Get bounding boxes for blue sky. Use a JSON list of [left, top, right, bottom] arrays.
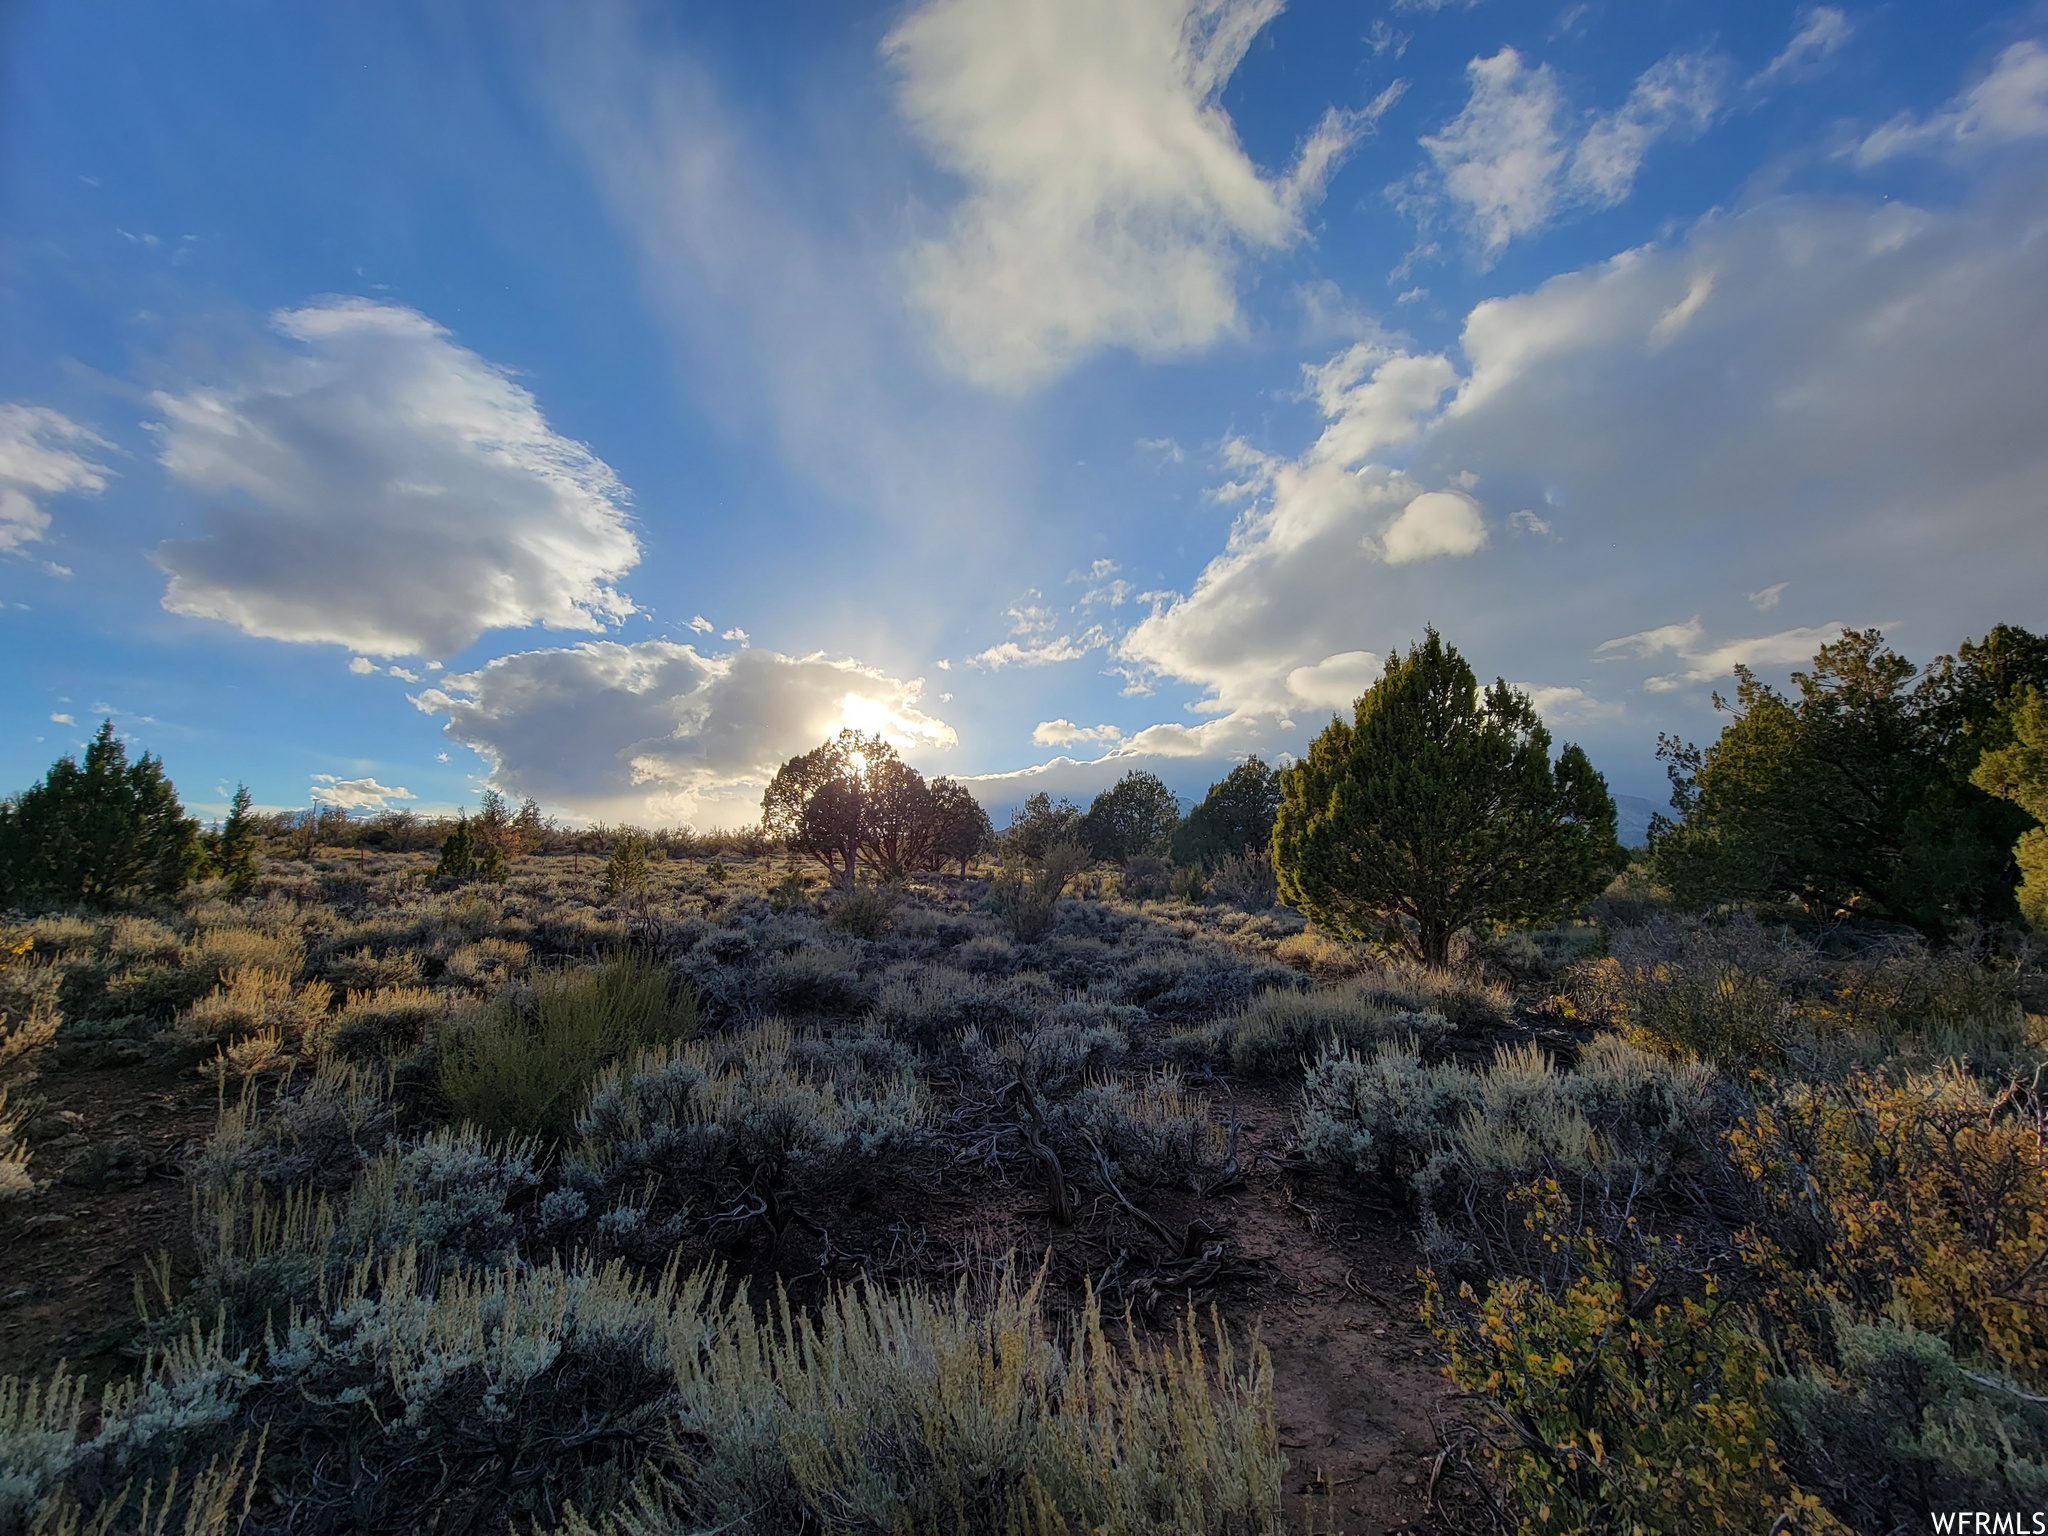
[[4, 0, 2046, 828]]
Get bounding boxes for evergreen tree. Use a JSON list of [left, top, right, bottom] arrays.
[[1651, 626, 2047, 939], [436, 814, 476, 882], [1000, 792, 1083, 862], [601, 834, 649, 902], [1274, 631, 1620, 967], [928, 778, 995, 875], [216, 784, 260, 895], [1078, 771, 1180, 863], [0, 721, 204, 908], [1170, 757, 1280, 868], [1970, 686, 2048, 933]]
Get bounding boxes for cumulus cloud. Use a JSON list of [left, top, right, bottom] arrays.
[[1032, 719, 1123, 747], [1380, 489, 1487, 564], [1115, 338, 1485, 718], [1416, 46, 1725, 260], [151, 298, 638, 657], [410, 641, 955, 825], [1111, 62, 2048, 788], [886, 0, 1397, 386], [0, 405, 111, 554], [1855, 40, 2048, 165], [309, 775, 416, 811]]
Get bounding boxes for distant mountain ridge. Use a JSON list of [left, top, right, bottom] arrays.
[[1614, 794, 1661, 849]]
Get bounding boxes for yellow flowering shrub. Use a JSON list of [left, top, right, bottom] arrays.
[[1424, 1182, 1844, 1536], [1727, 1066, 2048, 1384]]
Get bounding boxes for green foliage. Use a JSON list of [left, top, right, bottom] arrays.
[[437, 955, 696, 1142], [1170, 757, 1280, 868], [1652, 626, 2048, 939], [475, 839, 507, 885], [434, 813, 476, 883], [1274, 631, 1623, 966], [1424, 1184, 1845, 1536], [927, 775, 995, 874], [991, 841, 1089, 941], [0, 721, 204, 909], [1078, 771, 1180, 863], [762, 730, 939, 884], [210, 785, 259, 896], [1002, 791, 1084, 862], [825, 881, 896, 938], [1972, 684, 2048, 931], [600, 834, 649, 902]]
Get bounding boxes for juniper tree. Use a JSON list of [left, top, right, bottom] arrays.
[[1973, 686, 2048, 932], [436, 814, 476, 882], [215, 785, 260, 895], [1651, 626, 2048, 939], [1273, 630, 1621, 967], [0, 720, 204, 907], [1170, 757, 1280, 868], [928, 777, 995, 875], [1001, 792, 1083, 862], [1078, 771, 1180, 864]]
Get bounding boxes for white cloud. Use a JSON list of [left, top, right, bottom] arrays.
[[0, 405, 111, 554], [1856, 40, 2048, 165], [1597, 618, 1846, 692], [1283, 650, 1381, 711], [348, 656, 377, 675], [151, 298, 638, 657], [1518, 685, 1624, 724], [886, 0, 1395, 386], [1117, 91, 2048, 774], [1508, 508, 1552, 537], [967, 626, 1112, 670], [1380, 488, 1487, 564], [1115, 340, 1481, 718], [1748, 582, 1788, 611], [1752, 7, 1851, 88], [410, 641, 955, 825], [1032, 719, 1124, 747], [309, 775, 416, 811], [388, 665, 421, 683], [1417, 46, 1725, 261], [722, 627, 750, 645], [687, 615, 714, 633], [48, 713, 74, 725]]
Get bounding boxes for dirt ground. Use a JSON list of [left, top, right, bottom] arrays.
[[0, 1057, 1493, 1536]]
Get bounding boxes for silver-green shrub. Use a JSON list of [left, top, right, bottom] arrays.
[[1166, 980, 1449, 1078], [564, 1020, 927, 1240], [1297, 1034, 1722, 1266]]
